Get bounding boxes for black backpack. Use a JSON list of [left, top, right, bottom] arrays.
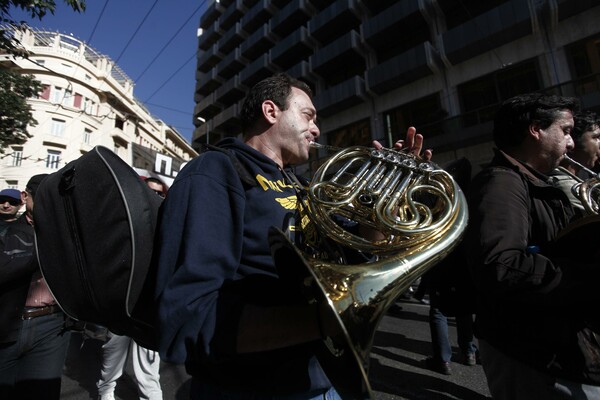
[[34, 146, 163, 349], [33, 144, 253, 350]]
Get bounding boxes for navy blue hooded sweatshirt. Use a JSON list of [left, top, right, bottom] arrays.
[[154, 137, 331, 394]]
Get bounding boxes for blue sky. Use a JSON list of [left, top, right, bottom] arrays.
[[10, 0, 208, 143]]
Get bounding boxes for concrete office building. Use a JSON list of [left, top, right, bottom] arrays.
[[192, 0, 600, 174], [1, 27, 197, 190]]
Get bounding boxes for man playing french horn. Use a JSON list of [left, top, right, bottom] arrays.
[[153, 73, 438, 400], [466, 93, 600, 400]]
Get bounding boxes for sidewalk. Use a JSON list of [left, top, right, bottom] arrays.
[[370, 299, 491, 400], [60, 298, 491, 400]]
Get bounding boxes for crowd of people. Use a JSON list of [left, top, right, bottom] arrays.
[[1, 73, 599, 400]]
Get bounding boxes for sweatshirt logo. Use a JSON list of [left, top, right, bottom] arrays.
[[275, 196, 297, 210]]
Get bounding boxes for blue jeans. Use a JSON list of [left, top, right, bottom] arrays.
[[190, 379, 342, 400], [0, 312, 71, 400], [429, 306, 476, 362]]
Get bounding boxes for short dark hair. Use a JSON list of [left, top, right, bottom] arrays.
[[571, 110, 599, 148], [240, 73, 313, 134], [493, 93, 580, 150]]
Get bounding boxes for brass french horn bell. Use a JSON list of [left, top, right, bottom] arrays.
[[269, 143, 469, 399]]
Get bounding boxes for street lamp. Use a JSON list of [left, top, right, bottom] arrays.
[[197, 117, 209, 144]]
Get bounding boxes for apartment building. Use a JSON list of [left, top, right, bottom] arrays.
[[0, 27, 197, 190], [192, 0, 600, 175]]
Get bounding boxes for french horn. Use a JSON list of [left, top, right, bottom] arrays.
[[563, 155, 600, 215], [269, 142, 469, 399]]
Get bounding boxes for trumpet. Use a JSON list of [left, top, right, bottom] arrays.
[[269, 141, 469, 399], [563, 155, 600, 215]]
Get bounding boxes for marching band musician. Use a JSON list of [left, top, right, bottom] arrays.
[[153, 73, 430, 400], [549, 110, 600, 216], [465, 93, 600, 400]]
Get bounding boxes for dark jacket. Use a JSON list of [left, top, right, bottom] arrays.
[[154, 138, 331, 394], [465, 149, 600, 384], [0, 215, 37, 343]]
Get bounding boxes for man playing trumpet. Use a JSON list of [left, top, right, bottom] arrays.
[[549, 110, 600, 216]]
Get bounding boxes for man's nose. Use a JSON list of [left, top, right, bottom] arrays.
[[566, 134, 575, 151]]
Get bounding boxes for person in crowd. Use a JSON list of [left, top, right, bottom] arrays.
[[549, 110, 600, 215], [465, 93, 600, 399], [424, 157, 477, 376], [154, 73, 430, 399], [0, 175, 72, 400], [144, 177, 168, 199], [96, 177, 165, 400]]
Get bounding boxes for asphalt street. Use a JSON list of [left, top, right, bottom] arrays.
[[60, 298, 492, 400]]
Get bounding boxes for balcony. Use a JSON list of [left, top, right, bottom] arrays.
[[241, 24, 277, 59], [240, 54, 278, 87], [212, 103, 241, 132], [196, 68, 225, 96], [199, 1, 225, 29], [197, 44, 224, 73], [361, 0, 396, 15], [270, 0, 316, 37], [363, 0, 428, 53], [241, 0, 277, 34], [313, 76, 368, 117], [556, 0, 598, 21], [310, 30, 365, 78], [366, 42, 436, 95], [440, 0, 532, 66], [286, 60, 318, 87], [215, 75, 248, 105], [221, 0, 248, 31], [194, 93, 223, 119], [218, 22, 248, 54], [216, 48, 247, 80], [436, 0, 510, 30], [198, 20, 224, 51], [309, 0, 362, 42], [271, 26, 316, 70]]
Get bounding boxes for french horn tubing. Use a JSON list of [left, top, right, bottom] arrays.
[[269, 142, 469, 399], [563, 155, 600, 215]]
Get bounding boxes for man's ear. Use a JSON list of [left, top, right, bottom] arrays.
[[529, 123, 543, 141], [262, 100, 278, 125], [20, 191, 27, 204]]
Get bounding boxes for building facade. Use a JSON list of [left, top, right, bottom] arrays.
[[192, 0, 600, 175], [0, 27, 197, 190]]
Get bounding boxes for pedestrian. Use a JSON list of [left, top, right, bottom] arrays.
[[0, 175, 72, 400], [424, 157, 477, 376], [154, 73, 430, 399], [465, 93, 600, 399]]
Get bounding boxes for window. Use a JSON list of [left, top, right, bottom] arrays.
[[50, 119, 66, 137], [383, 94, 446, 139], [84, 98, 94, 114], [6, 180, 18, 190], [83, 128, 92, 144], [457, 60, 540, 127], [115, 117, 125, 130], [11, 147, 23, 167], [39, 85, 50, 100], [46, 150, 61, 169], [51, 87, 63, 103], [62, 90, 72, 107]]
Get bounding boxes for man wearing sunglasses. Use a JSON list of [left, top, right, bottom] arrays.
[[0, 189, 22, 222]]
